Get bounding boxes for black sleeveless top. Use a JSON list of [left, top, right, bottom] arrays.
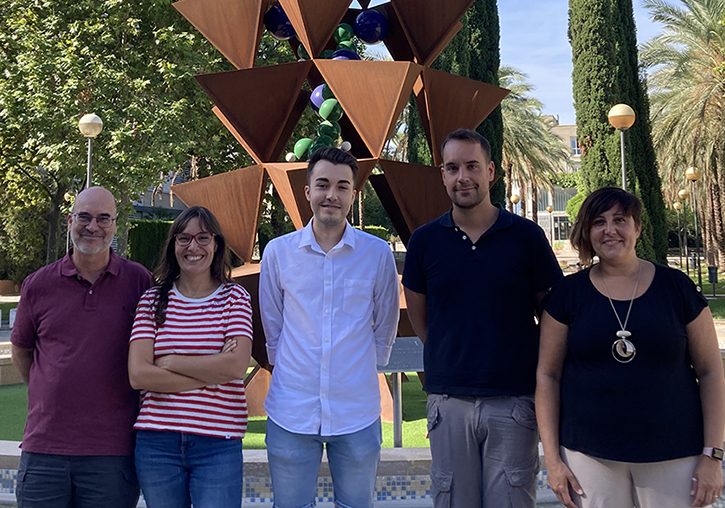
[[545, 263, 708, 462]]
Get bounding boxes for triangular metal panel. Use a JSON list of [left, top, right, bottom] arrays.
[[378, 160, 450, 245], [231, 263, 268, 367], [171, 165, 267, 263], [279, 0, 352, 58], [315, 60, 422, 158], [264, 162, 311, 230], [417, 67, 510, 166], [173, 0, 268, 70], [390, 0, 473, 66], [355, 158, 378, 193], [196, 61, 313, 163]]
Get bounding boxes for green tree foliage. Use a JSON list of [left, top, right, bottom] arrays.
[[499, 65, 569, 222], [408, 0, 504, 205], [641, 0, 725, 270], [127, 219, 172, 271], [0, 0, 251, 279], [569, 0, 667, 262]]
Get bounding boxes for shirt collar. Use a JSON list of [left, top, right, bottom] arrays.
[[297, 218, 356, 252], [60, 248, 120, 277], [441, 204, 514, 234]]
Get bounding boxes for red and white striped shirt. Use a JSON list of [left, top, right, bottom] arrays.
[[130, 282, 253, 439]]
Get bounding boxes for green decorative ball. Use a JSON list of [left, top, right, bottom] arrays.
[[321, 84, 335, 101], [318, 120, 341, 140], [320, 49, 335, 59], [333, 23, 354, 43], [296, 43, 310, 60], [319, 99, 344, 122], [294, 138, 313, 160], [336, 40, 355, 51]]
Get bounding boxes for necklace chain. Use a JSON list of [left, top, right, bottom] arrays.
[[599, 261, 641, 332]]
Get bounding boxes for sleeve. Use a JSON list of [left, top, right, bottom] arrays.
[[544, 275, 575, 325], [671, 268, 708, 324], [226, 284, 253, 342], [259, 242, 283, 365], [9, 273, 38, 350], [129, 289, 158, 343], [528, 224, 564, 293], [401, 229, 427, 294], [372, 243, 401, 366]]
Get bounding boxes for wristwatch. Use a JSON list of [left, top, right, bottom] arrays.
[[703, 447, 724, 461]]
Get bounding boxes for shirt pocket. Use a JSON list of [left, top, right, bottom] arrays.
[[342, 278, 375, 318]]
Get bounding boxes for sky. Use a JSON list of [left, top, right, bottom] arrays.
[[355, 0, 664, 127], [499, 0, 662, 125]]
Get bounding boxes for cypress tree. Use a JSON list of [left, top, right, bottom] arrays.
[[569, 0, 667, 262]]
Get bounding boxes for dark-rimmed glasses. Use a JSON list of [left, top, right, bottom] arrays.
[[72, 213, 116, 228], [174, 232, 215, 246]]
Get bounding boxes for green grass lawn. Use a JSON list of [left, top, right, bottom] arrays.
[[0, 373, 430, 448]]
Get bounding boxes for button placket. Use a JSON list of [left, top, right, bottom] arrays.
[[320, 253, 333, 434]]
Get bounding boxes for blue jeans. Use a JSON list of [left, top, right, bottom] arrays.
[[266, 418, 382, 508], [134, 430, 243, 508], [16, 452, 139, 508]]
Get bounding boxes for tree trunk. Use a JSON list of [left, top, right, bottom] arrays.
[[713, 157, 725, 272], [45, 187, 66, 265], [704, 178, 717, 266], [531, 184, 539, 224], [504, 161, 513, 213], [115, 184, 131, 259]]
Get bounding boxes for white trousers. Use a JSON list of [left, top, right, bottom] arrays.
[[561, 447, 713, 508]]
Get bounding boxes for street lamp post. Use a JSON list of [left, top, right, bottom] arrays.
[[685, 167, 702, 289], [673, 201, 683, 270], [78, 114, 103, 188], [546, 205, 554, 246], [608, 104, 636, 191], [510, 194, 521, 216], [678, 188, 690, 275]]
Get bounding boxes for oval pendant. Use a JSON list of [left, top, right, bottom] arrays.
[[612, 338, 636, 363], [616, 330, 632, 338]]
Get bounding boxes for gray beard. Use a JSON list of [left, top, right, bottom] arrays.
[[71, 231, 112, 255]]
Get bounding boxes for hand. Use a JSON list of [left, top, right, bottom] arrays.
[[691, 456, 723, 507], [547, 458, 583, 508], [222, 339, 237, 354], [154, 355, 175, 370]]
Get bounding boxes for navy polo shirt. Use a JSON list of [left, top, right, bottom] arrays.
[[402, 206, 562, 397]]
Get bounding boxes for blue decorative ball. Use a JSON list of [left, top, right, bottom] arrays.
[[331, 49, 361, 61], [354, 10, 388, 44], [264, 4, 295, 40]]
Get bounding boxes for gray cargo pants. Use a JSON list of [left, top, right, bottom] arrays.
[[427, 394, 539, 508]]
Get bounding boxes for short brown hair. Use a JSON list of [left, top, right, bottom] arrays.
[[441, 128, 492, 163], [570, 187, 642, 266], [307, 147, 359, 185]]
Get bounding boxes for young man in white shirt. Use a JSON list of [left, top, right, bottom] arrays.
[[259, 147, 400, 508]]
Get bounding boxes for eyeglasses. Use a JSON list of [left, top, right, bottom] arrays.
[[72, 213, 116, 228], [174, 232, 215, 246]]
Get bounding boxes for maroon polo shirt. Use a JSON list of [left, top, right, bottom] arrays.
[[11, 249, 153, 456]]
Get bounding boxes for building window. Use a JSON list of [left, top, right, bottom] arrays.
[[555, 216, 572, 241], [570, 136, 581, 156]]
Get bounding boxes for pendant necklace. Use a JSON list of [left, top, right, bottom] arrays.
[[599, 262, 641, 363]]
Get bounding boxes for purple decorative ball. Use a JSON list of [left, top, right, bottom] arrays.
[[310, 84, 326, 111], [354, 10, 388, 44], [264, 4, 295, 40], [331, 49, 361, 61]]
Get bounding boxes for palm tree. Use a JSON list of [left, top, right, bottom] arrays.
[[499, 66, 568, 223], [642, 0, 725, 270]]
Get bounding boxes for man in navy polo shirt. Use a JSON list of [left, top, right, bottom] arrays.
[[403, 129, 562, 508], [11, 186, 153, 508]]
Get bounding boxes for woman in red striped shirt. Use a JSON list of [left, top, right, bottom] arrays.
[[128, 206, 253, 508]]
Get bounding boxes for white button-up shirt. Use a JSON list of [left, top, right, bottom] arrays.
[[259, 220, 400, 436]]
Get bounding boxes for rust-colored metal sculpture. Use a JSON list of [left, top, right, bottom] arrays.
[[415, 68, 511, 166], [315, 60, 422, 158], [173, 0, 269, 70], [171, 1, 510, 374], [279, 0, 352, 59]]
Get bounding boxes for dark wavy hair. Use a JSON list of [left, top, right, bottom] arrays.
[[153, 206, 232, 325], [570, 187, 642, 267], [441, 128, 492, 163], [307, 146, 359, 185]]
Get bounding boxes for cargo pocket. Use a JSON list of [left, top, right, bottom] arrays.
[[504, 463, 537, 508], [511, 396, 537, 431], [431, 466, 453, 508], [15, 470, 26, 506]]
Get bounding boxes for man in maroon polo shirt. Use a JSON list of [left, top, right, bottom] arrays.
[[11, 186, 153, 508]]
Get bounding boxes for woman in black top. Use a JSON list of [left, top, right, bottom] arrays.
[[536, 188, 725, 508]]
